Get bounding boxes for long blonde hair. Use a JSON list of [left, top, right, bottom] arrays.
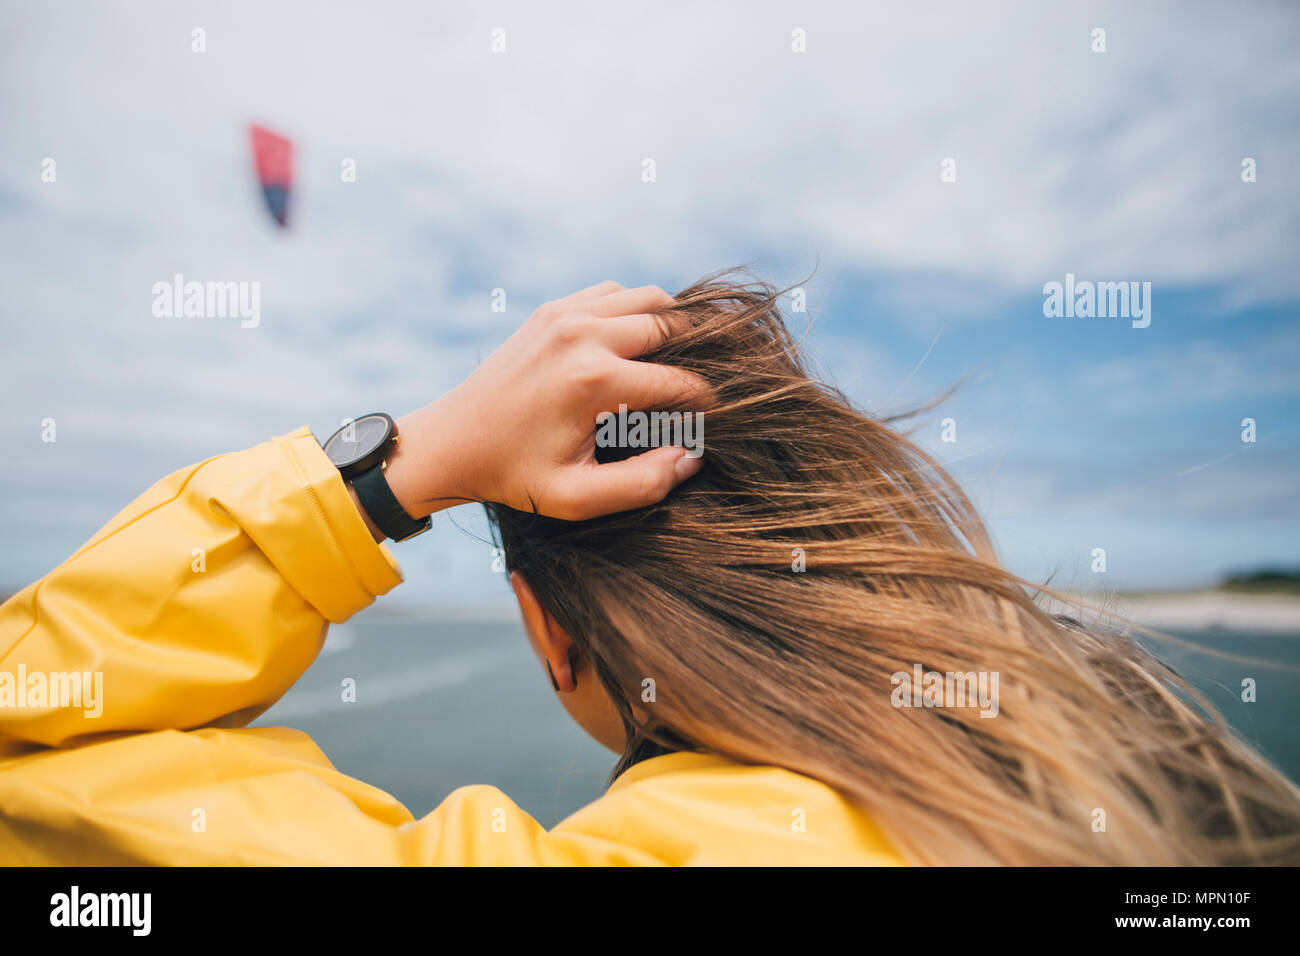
[[488, 271, 1300, 864]]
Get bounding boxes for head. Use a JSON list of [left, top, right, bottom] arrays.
[[487, 270, 1300, 865]]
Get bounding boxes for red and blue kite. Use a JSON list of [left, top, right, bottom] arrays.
[[249, 124, 294, 227]]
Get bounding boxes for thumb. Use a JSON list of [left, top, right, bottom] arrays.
[[552, 445, 703, 519]]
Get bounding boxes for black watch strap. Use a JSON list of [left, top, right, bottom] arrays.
[[351, 462, 431, 542]]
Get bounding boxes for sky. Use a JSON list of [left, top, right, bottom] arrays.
[[1, 0, 1298, 607]]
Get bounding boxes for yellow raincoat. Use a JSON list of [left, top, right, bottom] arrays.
[[0, 428, 902, 865]]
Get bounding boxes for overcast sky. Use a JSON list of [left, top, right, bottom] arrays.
[[2, 0, 1298, 606]]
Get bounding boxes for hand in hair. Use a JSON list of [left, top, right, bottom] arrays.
[[375, 281, 712, 527]]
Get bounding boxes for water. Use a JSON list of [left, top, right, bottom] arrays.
[[253, 611, 614, 828], [253, 612, 1300, 828], [1140, 629, 1300, 784]]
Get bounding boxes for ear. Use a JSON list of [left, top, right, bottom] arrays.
[[510, 570, 578, 692]]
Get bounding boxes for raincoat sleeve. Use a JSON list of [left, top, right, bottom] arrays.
[[0, 428, 645, 865], [0, 426, 402, 746]]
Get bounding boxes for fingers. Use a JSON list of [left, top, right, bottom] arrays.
[[540, 284, 682, 358], [549, 445, 703, 519], [560, 308, 693, 361], [610, 358, 714, 412], [589, 312, 683, 358], [560, 280, 624, 305], [587, 284, 675, 318]]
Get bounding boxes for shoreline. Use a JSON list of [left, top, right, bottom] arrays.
[[363, 591, 1300, 634], [1053, 591, 1300, 634]]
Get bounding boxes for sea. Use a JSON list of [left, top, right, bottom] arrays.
[[252, 611, 1300, 828]]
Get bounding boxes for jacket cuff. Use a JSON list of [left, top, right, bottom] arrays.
[[264, 426, 404, 622]]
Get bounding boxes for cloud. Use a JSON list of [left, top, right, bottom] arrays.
[[1078, 327, 1300, 413], [2, 0, 1298, 599]]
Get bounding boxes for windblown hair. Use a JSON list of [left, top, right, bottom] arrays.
[[486, 270, 1300, 865]]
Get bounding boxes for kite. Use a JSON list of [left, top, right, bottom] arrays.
[[249, 124, 294, 227]]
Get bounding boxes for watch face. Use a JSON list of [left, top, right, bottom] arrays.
[[324, 413, 393, 470]]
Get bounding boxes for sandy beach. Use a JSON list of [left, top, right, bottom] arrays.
[[1057, 591, 1300, 634]]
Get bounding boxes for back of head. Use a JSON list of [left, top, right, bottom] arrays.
[[488, 270, 1300, 865]]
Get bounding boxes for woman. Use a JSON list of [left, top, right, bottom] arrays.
[[1, 276, 1296, 865]]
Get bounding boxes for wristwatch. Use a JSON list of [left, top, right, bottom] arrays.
[[321, 412, 431, 542]]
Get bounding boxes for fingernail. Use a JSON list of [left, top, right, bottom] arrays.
[[674, 451, 704, 480]]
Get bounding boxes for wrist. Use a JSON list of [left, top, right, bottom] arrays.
[[328, 405, 469, 545], [385, 396, 476, 520]]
